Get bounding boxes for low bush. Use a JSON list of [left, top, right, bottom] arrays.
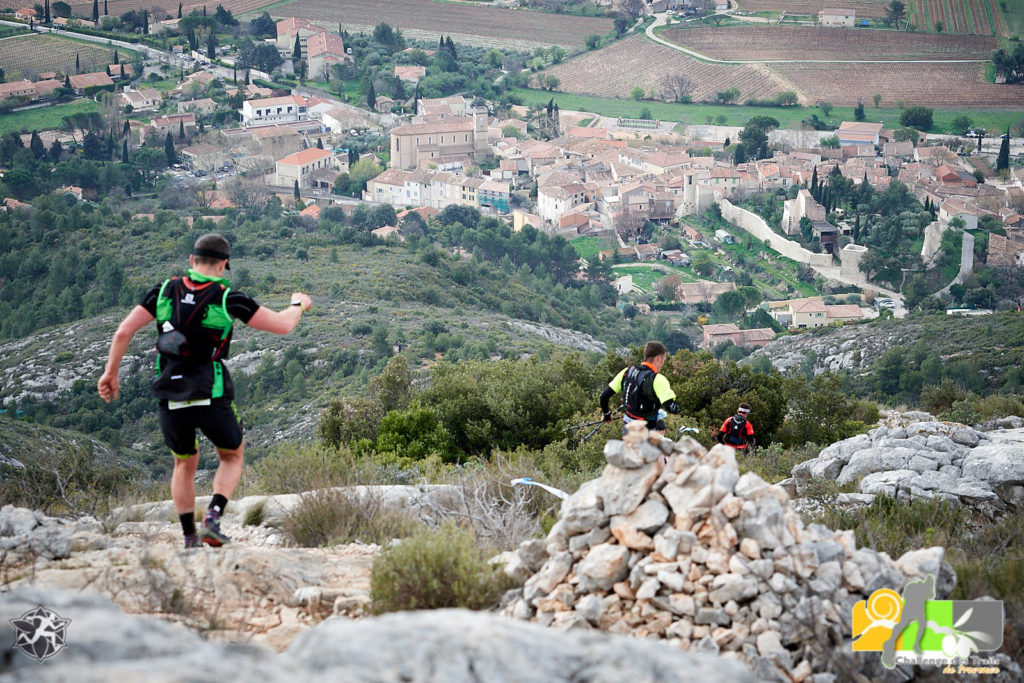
[[741, 442, 823, 483], [244, 443, 365, 495], [282, 487, 419, 548], [370, 522, 514, 613]]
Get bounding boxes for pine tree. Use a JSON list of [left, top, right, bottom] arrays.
[[293, 179, 300, 200], [997, 128, 1010, 173], [113, 50, 118, 65], [121, 139, 128, 163], [366, 81, 376, 109], [164, 132, 175, 166], [91, 0, 97, 22], [177, 1, 182, 18]]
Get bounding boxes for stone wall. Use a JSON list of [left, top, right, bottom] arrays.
[[719, 199, 834, 268], [498, 423, 957, 681]]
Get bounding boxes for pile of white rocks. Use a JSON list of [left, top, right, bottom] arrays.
[[496, 422, 956, 682], [790, 414, 1024, 510]]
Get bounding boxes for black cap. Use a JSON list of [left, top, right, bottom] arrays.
[[192, 233, 230, 270]]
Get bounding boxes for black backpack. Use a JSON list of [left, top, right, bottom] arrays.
[[724, 415, 748, 446]]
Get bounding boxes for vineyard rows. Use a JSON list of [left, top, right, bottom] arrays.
[[62, 0, 273, 22], [0, 34, 115, 80], [734, 0, 888, 18], [544, 35, 790, 102], [912, 0, 997, 34], [663, 26, 996, 61], [271, 0, 613, 49], [769, 61, 1024, 107]]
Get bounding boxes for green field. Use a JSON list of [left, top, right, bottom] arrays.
[[1000, 0, 1024, 39], [0, 99, 98, 136], [512, 88, 1024, 136], [570, 236, 616, 261]]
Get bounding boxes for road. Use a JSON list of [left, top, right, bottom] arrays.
[[643, 12, 989, 65], [939, 230, 975, 296]]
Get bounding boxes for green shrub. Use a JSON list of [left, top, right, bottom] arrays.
[[370, 522, 514, 613], [245, 443, 361, 495], [741, 442, 822, 483], [282, 487, 419, 547], [942, 393, 1024, 425], [242, 501, 266, 527]]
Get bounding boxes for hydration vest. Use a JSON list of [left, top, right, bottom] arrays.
[[724, 415, 748, 446], [151, 275, 234, 401], [621, 364, 659, 422]]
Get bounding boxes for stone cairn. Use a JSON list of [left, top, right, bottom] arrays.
[[497, 421, 952, 682]]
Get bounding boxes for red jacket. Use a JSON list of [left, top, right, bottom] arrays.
[[719, 416, 754, 449]]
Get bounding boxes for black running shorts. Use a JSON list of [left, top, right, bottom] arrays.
[[157, 398, 243, 457]]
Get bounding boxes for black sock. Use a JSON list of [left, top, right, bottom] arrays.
[[180, 512, 196, 536], [209, 493, 228, 516]]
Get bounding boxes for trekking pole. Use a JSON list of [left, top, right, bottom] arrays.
[[564, 408, 619, 434]]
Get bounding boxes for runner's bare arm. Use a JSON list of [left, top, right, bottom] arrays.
[[98, 306, 155, 403], [245, 293, 312, 335]]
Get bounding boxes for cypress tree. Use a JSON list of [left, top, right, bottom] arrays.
[[75, 52, 80, 73], [446, 36, 456, 59], [733, 143, 746, 166], [30, 131, 45, 159], [122, 119, 130, 137], [121, 139, 128, 163], [113, 50, 118, 65], [64, 74, 71, 88], [165, 132, 175, 166], [179, 120, 185, 140], [91, 0, 97, 22], [316, 138, 323, 149], [438, 35, 444, 51], [44, 0, 49, 23], [853, 213, 860, 242], [293, 179, 300, 200], [178, 1, 182, 18], [202, 5, 206, 16], [103, 0, 107, 15], [997, 128, 1010, 173], [366, 81, 376, 109], [143, 9, 148, 34], [292, 33, 301, 61], [244, 70, 250, 85], [207, 32, 216, 58], [233, 66, 236, 83], [810, 166, 818, 199], [125, 183, 132, 197]]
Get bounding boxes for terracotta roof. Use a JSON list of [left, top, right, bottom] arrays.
[[391, 119, 475, 136], [791, 299, 827, 314], [300, 204, 321, 218], [307, 31, 345, 58], [250, 125, 300, 138], [825, 304, 863, 319], [276, 17, 317, 35], [277, 148, 332, 166], [703, 323, 740, 334], [68, 72, 114, 89]]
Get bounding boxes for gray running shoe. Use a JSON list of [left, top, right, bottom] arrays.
[[200, 510, 230, 547]]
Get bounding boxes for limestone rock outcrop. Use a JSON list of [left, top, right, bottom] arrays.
[[1, 587, 754, 682], [791, 418, 1024, 510]]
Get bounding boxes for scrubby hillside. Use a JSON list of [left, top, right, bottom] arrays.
[[746, 312, 1024, 406]]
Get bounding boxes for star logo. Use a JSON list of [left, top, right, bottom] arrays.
[[9, 606, 71, 663]]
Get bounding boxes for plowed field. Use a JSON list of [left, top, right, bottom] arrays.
[[544, 35, 791, 102], [663, 26, 997, 61], [769, 61, 1024, 107], [62, 0, 272, 22], [270, 0, 613, 49], [544, 34, 1024, 107]]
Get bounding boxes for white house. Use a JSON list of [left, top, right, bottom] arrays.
[[241, 95, 309, 127], [275, 147, 334, 188]]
